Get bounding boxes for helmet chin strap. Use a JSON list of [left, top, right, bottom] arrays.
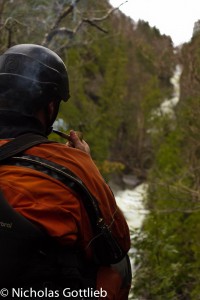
[[46, 125, 53, 136], [44, 99, 61, 136]]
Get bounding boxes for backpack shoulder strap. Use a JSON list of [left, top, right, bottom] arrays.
[[0, 133, 51, 161], [8, 154, 124, 264], [0, 134, 124, 264]]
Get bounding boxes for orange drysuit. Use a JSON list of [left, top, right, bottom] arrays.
[[0, 140, 131, 299]]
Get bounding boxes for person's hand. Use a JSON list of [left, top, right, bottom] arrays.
[[66, 130, 90, 155]]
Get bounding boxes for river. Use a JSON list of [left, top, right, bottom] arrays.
[[115, 184, 148, 269], [115, 184, 148, 231], [112, 64, 183, 299], [113, 184, 148, 300]]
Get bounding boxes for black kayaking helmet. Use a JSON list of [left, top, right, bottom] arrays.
[[0, 44, 70, 115]]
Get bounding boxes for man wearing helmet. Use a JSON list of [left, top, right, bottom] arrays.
[[0, 44, 131, 299]]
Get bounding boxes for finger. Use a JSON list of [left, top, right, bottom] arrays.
[[69, 130, 90, 154], [66, 141, 74, 147], [69, 130, 82, 147]]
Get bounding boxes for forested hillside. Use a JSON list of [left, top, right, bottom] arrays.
[[133, 26, 200, 300], [0, 0, 175, 179], [4, 1, 200, 299]]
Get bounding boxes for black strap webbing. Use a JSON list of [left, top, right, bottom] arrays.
[[0, 133, 50, 161], [9, 154, 102, 226], [0, 133, 102, 228], [0, 133, 124, 264]]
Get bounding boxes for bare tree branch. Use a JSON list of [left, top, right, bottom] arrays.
[[129, 207, 200, 213], [0, 17, 27, 31], [42, 0, 80, 46], [42, 1, 128, 48], [79, 1, 128, 34], [44, 27, 74, 43], [0, 17, 27, 49], [83, 1, 128, 23], [53, 0, 80, 30], [0, 0, 6, 23], [55, 40, 89, 56], [82, 19, 108, 34]]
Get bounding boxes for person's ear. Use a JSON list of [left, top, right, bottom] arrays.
[[48, 100, 55, 120]]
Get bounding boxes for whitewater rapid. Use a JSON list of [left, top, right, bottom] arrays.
[[115, 184, 148, 231]]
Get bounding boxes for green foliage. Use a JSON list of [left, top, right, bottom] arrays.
[[95, 160, 125, 181], [0, 1, 175, 176], [2, 2, 200, 299], [153, 130, 183, 176], [1, 4, 192, 299], [133, 33, 200, 298]]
